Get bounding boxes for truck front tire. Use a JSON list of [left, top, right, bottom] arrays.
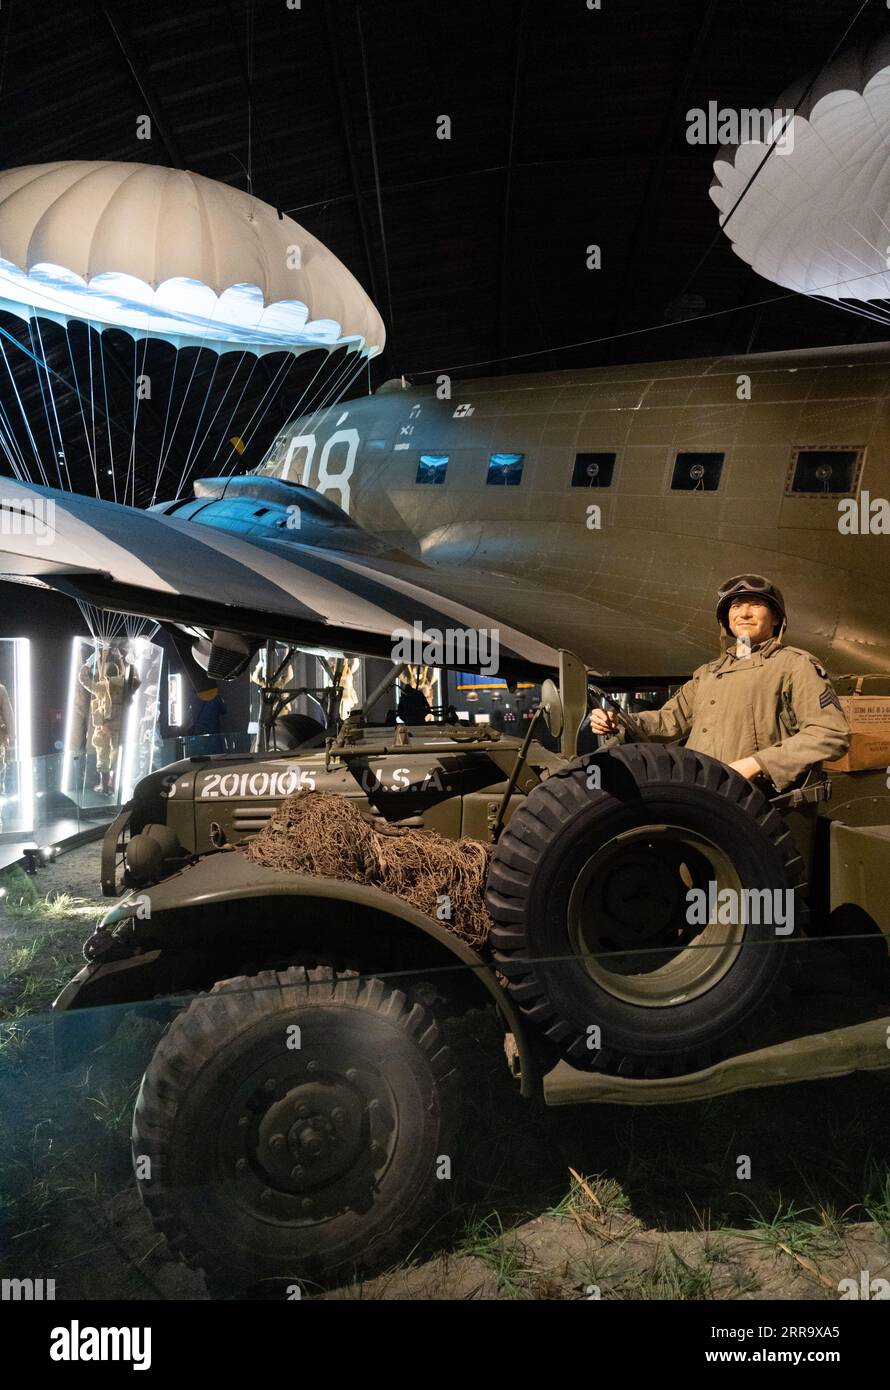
[[132, 965, 456, 1295]]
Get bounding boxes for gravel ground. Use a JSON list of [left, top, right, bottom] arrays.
[[37, 838, 107, 902]]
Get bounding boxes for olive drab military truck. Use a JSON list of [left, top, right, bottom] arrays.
[[52, 651, 890, 1295]]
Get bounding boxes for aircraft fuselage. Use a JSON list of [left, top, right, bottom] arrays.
[[249, 341, 890, 675]]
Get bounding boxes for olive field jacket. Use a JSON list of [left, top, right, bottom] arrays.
[[618, 638, 851, 791]]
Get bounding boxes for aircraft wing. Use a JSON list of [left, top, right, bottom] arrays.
[[0, 480, 559, 679]]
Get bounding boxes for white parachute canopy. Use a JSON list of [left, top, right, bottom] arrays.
[[0, 161, 385, 504], [0, 162, 385, 642], [709, 34, 890, 305], [0, 160, 385, 354]]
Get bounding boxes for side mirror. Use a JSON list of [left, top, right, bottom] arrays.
[[540, 678, 564, 739]]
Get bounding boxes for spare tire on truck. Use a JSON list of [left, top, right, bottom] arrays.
[[485, 744, 807, 1077]]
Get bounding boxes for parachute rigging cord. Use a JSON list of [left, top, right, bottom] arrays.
[[0, 161, 385, 639]]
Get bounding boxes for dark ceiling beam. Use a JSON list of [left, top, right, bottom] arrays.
[[93, 0, 186, 168], [495, 0, 530, 373], [604, 0, 721, 344]]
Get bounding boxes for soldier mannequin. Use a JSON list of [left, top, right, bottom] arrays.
[[589, 575, 852, 791], [0, 680, 13, 761], [0, 680, 14, 818], [79, 649, 141, 795]]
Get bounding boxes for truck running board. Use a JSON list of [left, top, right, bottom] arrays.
[[542, 1015, 890, 1106]]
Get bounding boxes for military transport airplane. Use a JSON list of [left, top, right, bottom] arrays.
[[2, 339, 890, 677]]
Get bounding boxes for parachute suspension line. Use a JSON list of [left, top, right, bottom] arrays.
[[305, 351, 367, 441], [300, 360, 366, 463], [75, 600, 99, 640], [88, 324, 98, 489], [184, 351, 252, 491], [125, 614, 159, 643], [309, 349, 364, 431], [76, 600, 123, 644], [0, 332, 50, 483], [265, 341, 368, 458], [169, 352, 222, 502], [0, 432, 20, 478], [64, 323, 99, 495], [220, 352, 296, 475], [291, 352, 357, 447], [155, 337, 183, 489], [157, 328, 228, 489], [158, 308, 245, 498], [0, 409, 26, 478], [0, 313, 105, 419], [208, 354, 261, 464], [810, 295, 890, 330], [257, 350, 362, 480], [27, 318, 67, 490], [0, 398, 31, 478], [157, 345, 204, 482], [33, 315, 73, 492], [125, 336, 151, 507], [98, 333, 117, 503], [270, 351, 338, 442]]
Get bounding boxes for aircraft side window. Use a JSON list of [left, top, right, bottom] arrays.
[[486, 452, 524, 486], [416, 454, 448, 484], [572, 452, 616, 487], [787, 447, 862, 495], [671, 452, 724, 491]]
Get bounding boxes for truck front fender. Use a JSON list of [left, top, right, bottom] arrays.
[[54, 850, 535, 1094]]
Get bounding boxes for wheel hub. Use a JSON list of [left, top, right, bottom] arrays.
[[567, 823, 746, 1005], [257, 1081, 363, 1190], [221, 1040, 399, 1227], [594, 848, 683, 949]]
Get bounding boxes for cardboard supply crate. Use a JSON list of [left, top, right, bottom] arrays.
[[824, 674, 890, 773]]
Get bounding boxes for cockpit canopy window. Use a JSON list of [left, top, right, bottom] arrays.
[[486, 452, 524, 485], [788, 447, 862, 495], [416, 454, 448, 484], [572, 452, 616, 487], [671, 452, 724, 491]]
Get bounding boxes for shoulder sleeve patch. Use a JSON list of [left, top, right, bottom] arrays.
[[808, 657, 830, 680]]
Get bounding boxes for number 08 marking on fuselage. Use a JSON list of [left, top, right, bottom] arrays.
[[200, 769, 317, 798], [282, 429, 360, 512]]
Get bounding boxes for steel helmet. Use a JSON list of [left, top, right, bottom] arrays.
[[716, 574, 786, 633]]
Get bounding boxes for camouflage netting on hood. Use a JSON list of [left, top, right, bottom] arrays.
[[244, 790, 493, 946]]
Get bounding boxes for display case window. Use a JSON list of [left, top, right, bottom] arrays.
[[63, 635, 162, 806], [0, 637, 33, 835], [249, 645, 364, 750], [167, 672, 183, 728]]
